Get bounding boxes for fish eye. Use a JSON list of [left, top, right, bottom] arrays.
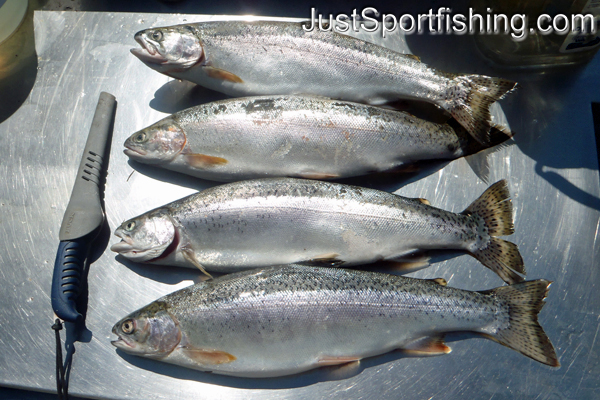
[[121, 319, 135, 334], [124, 220, 136, 231], [151, 31, 163, 41], [134, 132, 147, 143]]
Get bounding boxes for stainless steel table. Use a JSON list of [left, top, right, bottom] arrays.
[[0, 10, 599, 400]]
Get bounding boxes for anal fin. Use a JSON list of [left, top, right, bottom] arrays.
[[383, 255, 431, 273], [403, 336, 452, 356], [322, 359, 362, 380]]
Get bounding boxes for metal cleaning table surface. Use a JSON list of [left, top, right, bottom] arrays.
[[1, 10, 599, 400]]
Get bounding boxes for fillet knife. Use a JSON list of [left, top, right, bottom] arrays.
[[51, 92, 116, 322]]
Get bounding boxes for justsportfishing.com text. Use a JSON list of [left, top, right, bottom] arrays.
[[302, 7, 598, 40]]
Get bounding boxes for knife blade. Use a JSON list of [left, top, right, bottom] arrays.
[[51, 92, 117, 322]]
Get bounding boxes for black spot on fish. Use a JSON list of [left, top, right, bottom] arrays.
[[367, 107, 383, 117], [212, 104, 227, 115], [244, 99, 281, 114], [332, 102, 358, 112], [139, 301, 169, 318]]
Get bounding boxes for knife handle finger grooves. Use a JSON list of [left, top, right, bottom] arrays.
[[82, 152, 103, 185], [51, 239, 89, 322]]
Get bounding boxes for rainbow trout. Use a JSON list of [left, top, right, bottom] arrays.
[[130, 21, 516, 144], [123, 96, 512, 182], [111, 178, 524, 284], [111, 265, 559, 378]]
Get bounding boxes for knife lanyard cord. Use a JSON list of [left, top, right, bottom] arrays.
[[52, 319, 70, 400]]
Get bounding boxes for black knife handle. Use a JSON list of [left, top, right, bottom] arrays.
[[51, 239, 89, 322]]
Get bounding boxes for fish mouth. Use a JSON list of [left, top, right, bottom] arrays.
[[123, 146, 147, 158], [131, 36, 167, 64], [131, 47, 168, 64], [110, 239, 135, 254], [111, 231, 134, 253], [111, 337, 135, 350], [110, 231, 174, 262], [110, 239, 153, 259], [110, 235, 149, 258], [111, 324, 135, 350]]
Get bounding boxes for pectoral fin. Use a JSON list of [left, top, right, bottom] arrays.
[[181, 345, 236, 365], [184, 154, 228, 169], [203, 66, 244, 83], [182, 247, 213, 278], [403, 336, 451, 356], [384, 255, 431, 272]]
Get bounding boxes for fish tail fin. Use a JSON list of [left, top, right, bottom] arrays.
[[485, 124, 515, 148], [480, 280, 560, 367], [449, 119, 515, 157], [448, 120, 515, 184], [465, 124, 515, 184], [471, 237, 524, 284], [463, 180, 525, 284], [445, 75, 517, 144]]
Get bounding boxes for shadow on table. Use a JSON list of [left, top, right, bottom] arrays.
[[114, 249, 468, 286], [149, 79, 230, 114], [115, 254, 208, 285], [126, 159, 219, 192], [405, 14, 600, 211]]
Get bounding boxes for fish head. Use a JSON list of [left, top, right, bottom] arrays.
[[112, 301, 181, 358], [111, 210, 178, 263], [131, 25, 203, 71], [124, 121, 186, 164]]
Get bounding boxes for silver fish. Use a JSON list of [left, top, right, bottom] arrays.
[[111, 265, 559, 378], [123, 95, 513, 182], [111, 178, 524, 283], [130, 21, 516, 144]]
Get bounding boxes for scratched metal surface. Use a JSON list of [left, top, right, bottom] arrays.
[[0, 10, 599, 399]]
